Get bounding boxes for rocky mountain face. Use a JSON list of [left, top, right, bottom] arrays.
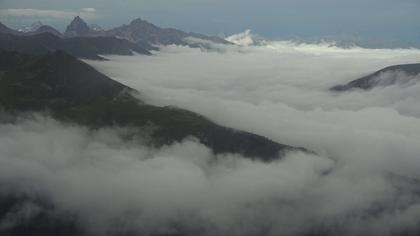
[[331, 63, 420, 91], [0, 33, 150, 59], [64, 16, 95, 37]]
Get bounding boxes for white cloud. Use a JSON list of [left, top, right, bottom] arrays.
[[83, 39, 420, 234], [81, 7, 96, 13], [0, 116, 333, 235], [0, 8, 97, 20]]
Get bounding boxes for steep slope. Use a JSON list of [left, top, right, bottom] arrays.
[[331, 63, 420, 91], [0, 33, 150, 59], [0, 22, 21, 35], [0, 50, 304, 160], [0, 51, 34, 71]]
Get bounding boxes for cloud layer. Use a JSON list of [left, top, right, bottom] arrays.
[[88, 39, 420, 234], [0, 116, 333, 235], [1, 38, 420, 235], [0, 8, 97, 20]]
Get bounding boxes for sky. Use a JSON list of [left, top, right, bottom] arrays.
[[0, 0, 420, 47]]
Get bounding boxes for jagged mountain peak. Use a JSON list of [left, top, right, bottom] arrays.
[[129, 18, 159, 30], [73, 16, 85, 23], [64, 16, 91, 36]]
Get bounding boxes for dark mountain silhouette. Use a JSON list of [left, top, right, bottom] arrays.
[[0, 22, 21, 35], [0, 21, 61, 37], [331, 63, 420, 91], [64, 16, 95, 37], [31, 25, 62, 36], [0, 33, 150, 59], [1, 16, 231, 52], [106, 18, 230, 49], [60, 16, 230, 49]]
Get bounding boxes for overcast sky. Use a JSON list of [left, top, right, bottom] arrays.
[[1, 0, 419, 46]]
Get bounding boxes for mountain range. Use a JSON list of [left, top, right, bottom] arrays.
[[1, 16, 230, 50], [2, 14, 419, 236], [0, 32, 151, 60]]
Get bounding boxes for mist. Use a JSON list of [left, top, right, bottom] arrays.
[[1, 33, 420, 235]]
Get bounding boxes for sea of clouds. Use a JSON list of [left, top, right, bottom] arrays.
[[1, 31, 420, 236]]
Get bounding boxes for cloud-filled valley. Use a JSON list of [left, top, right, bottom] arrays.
[[89, 35, 420, 235], [1, 32, 420, 236]]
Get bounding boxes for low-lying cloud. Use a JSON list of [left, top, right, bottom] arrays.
[[0, 8, 97, 20], [1, 34, 420, 235], [1, 115, 420, 236], [0, 116, 332, 235]]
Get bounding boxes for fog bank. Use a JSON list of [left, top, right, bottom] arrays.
[[1, 36, 420, 235]]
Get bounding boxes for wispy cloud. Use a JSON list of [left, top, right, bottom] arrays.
[[0, 8, 97, 20], [81, 7, 96, 13]]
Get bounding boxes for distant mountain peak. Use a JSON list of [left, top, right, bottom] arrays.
[[64, 16, 91, 37], [34, 25, 62, 37], [130, 18, 145, 24], [73, 16, 84, 23], [17, 21, 43, 33], [129, 18, 158, 29], [69, 16, 86, 26]]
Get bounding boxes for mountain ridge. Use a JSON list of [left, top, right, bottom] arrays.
[[0, 16, 231, 50], [0, 50, 306, 160], [106, 17, 231, 48], [0, 32, 150, 59], [331, 63, 420, 91]]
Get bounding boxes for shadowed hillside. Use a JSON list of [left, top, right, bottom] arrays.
[[331, 63, 420, 91], [0, 50, 305, 160]]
